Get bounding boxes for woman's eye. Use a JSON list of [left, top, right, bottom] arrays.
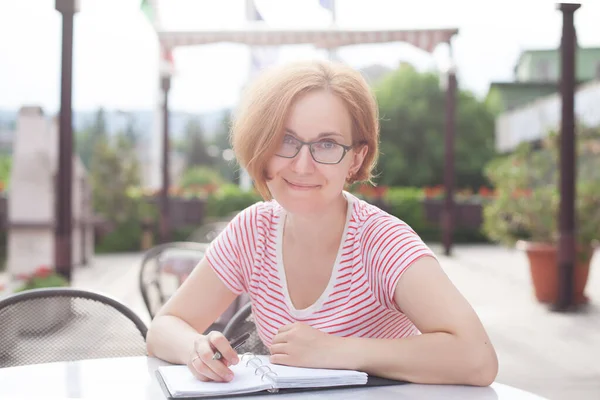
[[318, 141, 336, 149], [283, 135, 296, 144]]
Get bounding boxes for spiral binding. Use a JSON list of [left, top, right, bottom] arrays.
[[241, 353, 279, 393]]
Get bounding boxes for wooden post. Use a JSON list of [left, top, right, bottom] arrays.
[[54, 0, 79, 281], [160, 75, 171, 243], [554, 2, 580, 311]]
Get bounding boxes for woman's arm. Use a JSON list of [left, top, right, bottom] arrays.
[[146, 258, 238, 365], [338, 256, 498, 386], [270, 256, 498, 386]]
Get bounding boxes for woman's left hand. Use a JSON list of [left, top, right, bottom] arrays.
[[269, 322, 344, 369]]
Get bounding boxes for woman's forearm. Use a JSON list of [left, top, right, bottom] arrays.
[[146, 315, 204, 364], [336, 332, 498, 386]]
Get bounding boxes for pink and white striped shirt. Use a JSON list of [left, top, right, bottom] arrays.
[[205, 191, 435, 347]]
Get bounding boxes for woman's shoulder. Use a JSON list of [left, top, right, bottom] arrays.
[[229, 198, 282, 229], [348, 192, 411, 232]]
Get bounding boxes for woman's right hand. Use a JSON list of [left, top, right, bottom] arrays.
[[187, 331, 240, 382]]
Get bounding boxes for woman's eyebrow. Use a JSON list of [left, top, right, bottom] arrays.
[[284, 128, 343, 139]]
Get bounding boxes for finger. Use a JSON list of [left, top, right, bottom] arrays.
[[270, 354, 292, 366], [277, 324, 294, 334], [271, 330, 290, 345], [208, 331, 239, 366], [202, 334, 237, 382], [187, 357, 205, 381], [269, 343, 288, 355], [195, 348, 232, 382], [189, 354, 221, 382]]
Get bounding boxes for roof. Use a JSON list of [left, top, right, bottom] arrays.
[[489, 81, 588, 89], [515, 46, 600, 69], [157, 27, 459, 53], [520, 46, 600, 54]]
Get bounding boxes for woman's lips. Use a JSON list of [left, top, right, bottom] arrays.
[[284, 179, 320, 190]]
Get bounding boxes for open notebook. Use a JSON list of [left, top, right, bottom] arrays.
[[156, 354, 368, 398]]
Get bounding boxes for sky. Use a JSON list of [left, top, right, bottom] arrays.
[[0, 0, 599, 115]]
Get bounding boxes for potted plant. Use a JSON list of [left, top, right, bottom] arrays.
[[13, 265, 71, 334], [483, 126, 600, 305]]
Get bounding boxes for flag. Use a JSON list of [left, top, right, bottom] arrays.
[[318, 0, 337, 59], [140, 0, 155, 25], [319, 0, 334, 12], [159, 44, 175, 77], [319, 0, 336, 23], [140, 1, 173, 75], [246, 0, 264, 21], [246, 0, 277, 79], [239, 0, 278, 192]]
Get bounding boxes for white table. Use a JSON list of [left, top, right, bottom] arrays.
[[0, 356, 547, 399]]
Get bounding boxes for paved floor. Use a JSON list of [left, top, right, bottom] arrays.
[[431, 245, 600, 400], [2, 244, 599, 399]]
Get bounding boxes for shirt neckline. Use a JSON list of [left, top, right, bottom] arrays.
[[275, 192, 354, 319]]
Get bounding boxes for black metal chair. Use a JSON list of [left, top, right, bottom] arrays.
[[223, 302, 269, 355], [0, 287, 148, 368], [139, 241, 210, 321], [187, 221, 230, 243]]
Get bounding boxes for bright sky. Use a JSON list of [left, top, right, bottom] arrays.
[[0, 0, 599, 114]]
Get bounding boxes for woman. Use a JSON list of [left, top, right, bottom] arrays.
[[146, 60, 498, 386]]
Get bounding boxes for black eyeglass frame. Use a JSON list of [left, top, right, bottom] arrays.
[[275, 136, 365, 165]]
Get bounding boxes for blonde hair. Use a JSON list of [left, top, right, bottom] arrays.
[[231, 60, 379, 200]]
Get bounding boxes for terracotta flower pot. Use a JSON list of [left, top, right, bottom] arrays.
[[517, 241, 592, 304]]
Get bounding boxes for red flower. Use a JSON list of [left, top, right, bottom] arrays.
[[34, 265, 54, 278], [511, 188, 533, 199]]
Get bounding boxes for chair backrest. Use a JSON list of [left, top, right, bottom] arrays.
[[0, 287, 148, 368], [187, 221, 230, 243], [139, 241, 250, 334], [138, 241, 208, 320], [223, 302, 269, 355]]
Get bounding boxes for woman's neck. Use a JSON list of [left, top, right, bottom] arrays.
[[283, 194, 349, 250]]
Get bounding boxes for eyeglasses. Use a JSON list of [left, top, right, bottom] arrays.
[[275, 134, 355, 165]]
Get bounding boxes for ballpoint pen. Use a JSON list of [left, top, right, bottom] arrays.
[[212, 332, 251, 361]]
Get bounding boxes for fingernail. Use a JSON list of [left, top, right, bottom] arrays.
[[226, 373, 234, 381], [233, 356, 239, 365]]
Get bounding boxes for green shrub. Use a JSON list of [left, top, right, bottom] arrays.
[[384, 187, 430, 234], [483, 126, 600, 248], [95, 219, 143, 253], [179, 166, 223, 190], [171, 226, 198, 242], [206, 184, 262, 218]]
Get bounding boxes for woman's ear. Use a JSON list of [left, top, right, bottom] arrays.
[[351, 145, 368, 175]]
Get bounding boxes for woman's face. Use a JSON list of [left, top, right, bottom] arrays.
[[266, 90, 367, 216]]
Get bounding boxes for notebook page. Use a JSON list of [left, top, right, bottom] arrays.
[[250, 356, 368, 389], [157, 364, 271, 398]]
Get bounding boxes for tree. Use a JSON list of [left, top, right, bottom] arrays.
[[76, 108, 109, 169], [210, 110, 239, 184], [90, 107, 108, 139], [212, 110, 232, 151], [183, 117, 211, 168], [90, 135, 141, 224], [374, 64, 496, 189], [121, 114, 139, 147]]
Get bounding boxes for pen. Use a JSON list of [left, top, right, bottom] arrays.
[[212, 332, 250, 361]]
